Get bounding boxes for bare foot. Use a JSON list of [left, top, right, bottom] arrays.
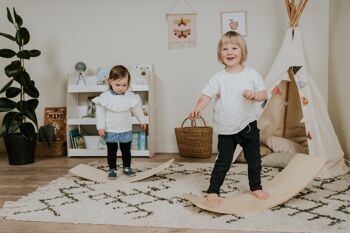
[[206, 193, 220, 206], [252, 190, 270, 200]]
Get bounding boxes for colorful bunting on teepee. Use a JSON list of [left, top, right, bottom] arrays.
[[291, 66, 302, 75], [272, 85, 282, 95], [306, 131, 312, 140], [261, 99, 268, 108], [296, 80, 308, 90], [301, 96, 309, 106]]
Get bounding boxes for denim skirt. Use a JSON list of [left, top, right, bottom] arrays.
[[104, 131, 132, 143]]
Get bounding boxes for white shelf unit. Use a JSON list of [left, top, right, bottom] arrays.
[[66, 65, 156, 157]]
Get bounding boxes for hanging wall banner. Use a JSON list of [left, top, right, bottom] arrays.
[[167, 13, 197, 49]]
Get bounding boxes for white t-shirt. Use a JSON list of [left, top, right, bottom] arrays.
[[202, 66, 265, 135]]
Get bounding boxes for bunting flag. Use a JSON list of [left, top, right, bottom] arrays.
[[306, 131, 312, 140], [261, 99, 268, 108], [296, 80, 308, 90], [291, 66, 302, 75], [301, 96, 309, 106], [272, 85, 283, 95]]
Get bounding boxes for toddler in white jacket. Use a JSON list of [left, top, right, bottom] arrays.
[[93, 65, 146, 179]]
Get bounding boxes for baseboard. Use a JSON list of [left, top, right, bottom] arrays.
[[155, 146, 178, 153]]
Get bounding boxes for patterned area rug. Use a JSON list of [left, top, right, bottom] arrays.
[[0, 161, 349, 233]]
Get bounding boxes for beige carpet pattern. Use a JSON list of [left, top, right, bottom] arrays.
[[0, 161, 349, 233]]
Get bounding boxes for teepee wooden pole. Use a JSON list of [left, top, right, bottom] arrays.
[[288, 1, 294, 22], [290, 0, 296, 21], [282, 83, 290, 138], [292, 0, 308, 27], [285, 0, 292, 19], [283, 69, 293, 138], [291, 0, 302, 27]]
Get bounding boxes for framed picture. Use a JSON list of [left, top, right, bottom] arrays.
[[167, 13, 197, 49], [221, 11, 247, 36], [44, 107, 66, 141]]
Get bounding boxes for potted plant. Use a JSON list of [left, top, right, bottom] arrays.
[[0, 7, 41, 165]]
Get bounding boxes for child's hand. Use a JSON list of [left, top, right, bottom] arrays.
[[188, 110, 201, 119], [140, 124, 147, 131], [98, 129, 105, 137], [242, 90, 256, 100]]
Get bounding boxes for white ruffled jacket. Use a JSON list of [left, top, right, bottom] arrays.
[[92, 91, 146, 133]]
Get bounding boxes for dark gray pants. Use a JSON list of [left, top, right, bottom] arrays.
[[207, 121, 262, 194], [106, 142, 131, 169]]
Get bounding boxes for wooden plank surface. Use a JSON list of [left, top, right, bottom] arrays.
[[185, 154, 324, 214], [68, 159, 174, 183]]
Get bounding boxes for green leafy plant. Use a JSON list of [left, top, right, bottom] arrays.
[[0, 7, 41, 140]]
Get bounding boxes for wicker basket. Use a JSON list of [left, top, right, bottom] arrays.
[[175, 116, 213, 158], [36, 141, 67, 157]]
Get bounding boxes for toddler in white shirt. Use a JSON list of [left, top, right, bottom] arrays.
[[189, 31, 270, 205]]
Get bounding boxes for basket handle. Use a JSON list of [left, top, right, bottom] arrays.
[[181, 116, 207, 128]]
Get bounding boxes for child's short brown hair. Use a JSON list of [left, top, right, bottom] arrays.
[[217, 31, 247, 65], [108, 65, 131, 86]]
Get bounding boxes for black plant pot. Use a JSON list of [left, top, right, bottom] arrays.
[[4, 133, 37, 165]]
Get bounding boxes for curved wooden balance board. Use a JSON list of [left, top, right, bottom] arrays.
[[184, 154, 325, 214], [68, 159, 174, 183]]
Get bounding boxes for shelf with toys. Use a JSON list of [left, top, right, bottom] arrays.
[[66, 64, 155, 157]]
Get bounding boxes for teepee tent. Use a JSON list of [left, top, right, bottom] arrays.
[[256, 0, 349, 178]]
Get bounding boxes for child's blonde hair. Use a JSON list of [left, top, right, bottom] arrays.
[[217, 31, 247, 65], [108, 65, 131, 88]]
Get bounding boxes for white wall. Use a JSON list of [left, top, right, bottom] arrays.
[[0, 0, 330, 153], [329, 0, 350, 160]]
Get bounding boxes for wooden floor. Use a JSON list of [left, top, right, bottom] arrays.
[[0, 154, 285, 233]]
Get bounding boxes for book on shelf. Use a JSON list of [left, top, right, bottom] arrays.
[[69, 128, 86, 149], [96, 67, 110, 85], [131, 131, 148, 150], [76, 136, 86, 149]]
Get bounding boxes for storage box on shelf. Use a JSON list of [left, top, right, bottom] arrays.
[[66, 64, 155, 157]]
